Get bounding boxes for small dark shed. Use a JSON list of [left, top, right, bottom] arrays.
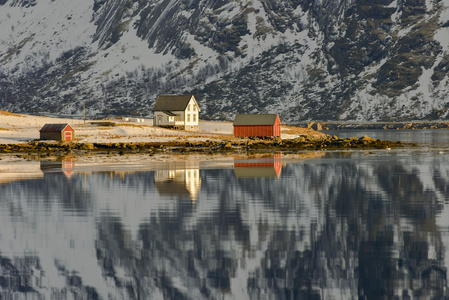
[[233, 114, 281, 138], [39, 124, 75, 141]]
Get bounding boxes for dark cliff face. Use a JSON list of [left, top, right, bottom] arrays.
[[0, 0, 448, 121], [2, 0, 36, 7]]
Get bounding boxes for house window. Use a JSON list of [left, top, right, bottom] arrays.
[[187, 114, 191, 122], [175, 114, 181, 121], [193, 105, 196, 111], [193, 114, 196, 122]]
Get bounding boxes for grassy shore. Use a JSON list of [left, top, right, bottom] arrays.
[[0, 135, 414, 157]]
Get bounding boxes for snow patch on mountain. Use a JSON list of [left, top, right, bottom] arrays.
[[0, 0, 95, 73], [436, 3, 449, 52], [86, 15, 175, 83]]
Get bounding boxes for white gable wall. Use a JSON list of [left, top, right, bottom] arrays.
[[184, 98, 200, 128]]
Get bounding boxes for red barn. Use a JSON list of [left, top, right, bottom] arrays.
[[39, 124, 75, 141], [233, 114, 281, 138]]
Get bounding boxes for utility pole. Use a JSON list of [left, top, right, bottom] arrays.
[[83, 101, 86, 124]]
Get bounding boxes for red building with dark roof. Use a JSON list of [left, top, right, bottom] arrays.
[[233, 114, 281, 138], [39, 124, 75, 141]]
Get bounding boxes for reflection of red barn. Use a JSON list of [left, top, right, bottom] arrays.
[[40, 158, 75, 178], [234, 154, 282, 178], [62, 158, 74, 177], [39, 124, 75, 141], [233, 114, 281, 138]]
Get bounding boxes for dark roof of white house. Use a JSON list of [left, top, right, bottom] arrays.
[[152, 95, 199, 111], [39, 124, 73, 132], [162, 111, 177, 116], [233, 114, 279, 126]]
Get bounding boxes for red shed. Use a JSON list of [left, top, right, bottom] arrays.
[[233, 114, 281, 138], [39, 124, 75, 141]]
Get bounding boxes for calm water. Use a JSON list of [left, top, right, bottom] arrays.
[[324, 129, 449, 148], [2, 130, 449, 299]]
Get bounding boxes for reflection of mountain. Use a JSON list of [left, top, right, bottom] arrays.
[[1, 153, 449, 298], [154, 161, 201, 201], [91, 155, 449, 299], [233, 154, 282, 178]]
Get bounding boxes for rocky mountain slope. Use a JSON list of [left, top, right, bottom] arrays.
[[0, 0, 448, 122]]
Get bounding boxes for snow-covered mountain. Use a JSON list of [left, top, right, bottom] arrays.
[[0, 0, 449, 122]]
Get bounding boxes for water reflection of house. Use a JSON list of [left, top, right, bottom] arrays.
[[40, 158, 74, 178], [154, 162, 201, 201], [234, 154, 282, 178]]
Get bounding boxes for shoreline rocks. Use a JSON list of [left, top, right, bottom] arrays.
[[303, 121, 449, 131], [0, 136, 415, 156]]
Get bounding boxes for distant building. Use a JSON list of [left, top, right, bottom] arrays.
[[39, 124, 75, 141], [233, 114, 281, 138], [152, 95, 200, 131]]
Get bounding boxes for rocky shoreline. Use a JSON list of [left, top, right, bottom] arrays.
[[304, 121, 449, 130], [0, 135, 414, 157]]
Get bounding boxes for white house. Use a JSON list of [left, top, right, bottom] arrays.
[[152, 95, 200, 131]]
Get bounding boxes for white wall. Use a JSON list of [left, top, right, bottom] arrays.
[[184, 99, 199, 126]]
